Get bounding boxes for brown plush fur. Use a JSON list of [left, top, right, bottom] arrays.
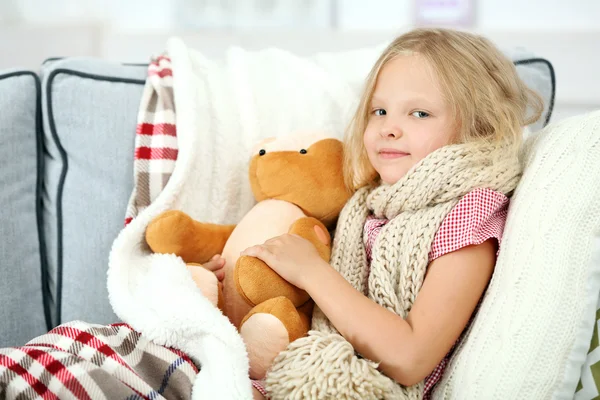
[[249, 138, 349, 227], [145, 135, 350, 379], [146, 212, 235, 264]]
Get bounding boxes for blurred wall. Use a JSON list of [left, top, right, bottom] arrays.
[[1, 0, 598, 121], [4, 0, 600, 31]]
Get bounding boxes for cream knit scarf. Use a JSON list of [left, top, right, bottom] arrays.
[[265, 141, 522, 400]]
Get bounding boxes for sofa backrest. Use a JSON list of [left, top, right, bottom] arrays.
[[0, 71, 48, 346]]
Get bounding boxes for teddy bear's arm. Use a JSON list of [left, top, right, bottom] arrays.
[[288, 216, 331, 260], [234, 217, 331, 308], [146, 210, 235, 264]]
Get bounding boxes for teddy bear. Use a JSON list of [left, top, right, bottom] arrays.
[[144, 132, 351, 379]]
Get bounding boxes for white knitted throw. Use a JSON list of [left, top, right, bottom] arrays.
[[265, 142, 522, 399]]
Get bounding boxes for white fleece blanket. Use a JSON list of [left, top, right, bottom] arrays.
[[107, 37, 382, 399]]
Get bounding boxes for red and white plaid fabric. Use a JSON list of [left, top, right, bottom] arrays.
[[0, 321, 198, 400], [429, 188, 508, 260], [364, 187, 509, 398], [252, 379, 269, 397], [124, 56, 178, 226]]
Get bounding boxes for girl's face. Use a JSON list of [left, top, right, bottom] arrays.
[[363, 54, 458, 185]]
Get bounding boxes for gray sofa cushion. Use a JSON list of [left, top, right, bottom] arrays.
[[40, 59, 147, 327], [0, 71, 48, 346], [514, 58, 555, 130]]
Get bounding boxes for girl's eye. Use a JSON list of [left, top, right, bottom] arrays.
[[411, 110, 430, 119], [373, 109, 386, 116]]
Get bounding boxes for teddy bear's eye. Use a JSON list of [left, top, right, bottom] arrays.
[[259, 149, 266, 156], [299, 149, 307, 154]]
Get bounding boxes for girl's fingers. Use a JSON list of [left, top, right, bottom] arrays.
[[214, 268, 225, 282], [203, 257, 225, 272], [241, 245, 275, 266], [241, 246, 261, 257]]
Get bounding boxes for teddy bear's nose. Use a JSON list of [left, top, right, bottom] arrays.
[[259, 149, 266, 156]]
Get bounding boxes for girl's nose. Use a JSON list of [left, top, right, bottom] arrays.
[[380, 124, 402, 139]]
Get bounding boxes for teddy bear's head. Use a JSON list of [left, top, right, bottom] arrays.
[[248, 132, 351, 228]]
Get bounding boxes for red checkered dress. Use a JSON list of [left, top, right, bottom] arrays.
[[364, 187, 509, 398]]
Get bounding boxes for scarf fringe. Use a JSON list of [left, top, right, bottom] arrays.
[[265, 331, 416, 400]]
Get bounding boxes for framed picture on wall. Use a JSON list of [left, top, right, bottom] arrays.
[[414, 0, 476, 27]]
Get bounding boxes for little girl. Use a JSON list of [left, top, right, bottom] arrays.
[[237, 28, 543, 399]]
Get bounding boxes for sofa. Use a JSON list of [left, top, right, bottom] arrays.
[[1, 38, 600, 399]]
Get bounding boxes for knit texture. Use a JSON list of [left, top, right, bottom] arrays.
[[434, 111, 600, 399], [265, 141, 522, 399]]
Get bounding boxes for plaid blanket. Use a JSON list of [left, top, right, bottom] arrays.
[[0, 321, 197, 400], [124, 55, 178, 226]]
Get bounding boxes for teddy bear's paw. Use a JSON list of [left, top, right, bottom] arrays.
[[288, 216, 331, 261], [240, 313, 289, 380], [239, 296, 310, 380], [146, 210, 195, 255], [186, 263, 222, 308], [145, 210, 225, 264], [235, 256, 310, 307]]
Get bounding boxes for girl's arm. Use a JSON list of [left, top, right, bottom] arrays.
[[303, 239, 496, 386]]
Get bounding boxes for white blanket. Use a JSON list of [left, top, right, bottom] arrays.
[[107, 37, 382, 399]]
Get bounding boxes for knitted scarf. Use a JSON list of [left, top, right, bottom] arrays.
[[265, 141, 522, 400]]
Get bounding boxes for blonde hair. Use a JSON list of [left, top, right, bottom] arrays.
[[344, 28, 544, 190]]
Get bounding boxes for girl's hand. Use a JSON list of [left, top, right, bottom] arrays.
[[202, 254, 226, 281], [240, 234, 326, 290]]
